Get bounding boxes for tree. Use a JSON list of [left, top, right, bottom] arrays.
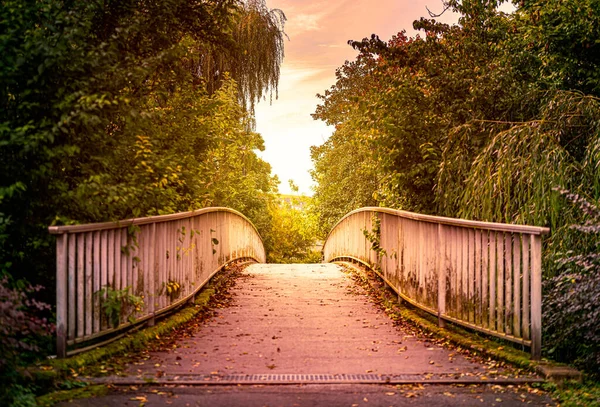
[[267, 195, 319, 263], [194, 0, 287, 114], [0, 0, 286, 288]]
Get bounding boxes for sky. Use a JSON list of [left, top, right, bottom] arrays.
[[254, 0, 463, 195]]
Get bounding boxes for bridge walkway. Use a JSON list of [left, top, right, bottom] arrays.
[[124, 263, 488, 378], [69, 263, 557, 406], [97, 264, 536, 382]]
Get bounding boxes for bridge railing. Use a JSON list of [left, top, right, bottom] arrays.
[[323, 207, 549, 359], [49, 207, 265, 357]]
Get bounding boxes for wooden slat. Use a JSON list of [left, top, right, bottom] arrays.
[[451, 227, 459, 318], [437, 224, 446, 327], [489, 231, 497, 330], [76, 234, 85, 338], [472, 229, 480, 324], [496, 233, 504, 333], [120, 229, 128, 293], [85, 232, 93, 337], [158, 222, 165, 310], [481, 230, 489, 329], [100, 230, 108, 330], [531, 235, 542, 360], [129, 228, 136, 297], [465, 228, 473, 322], [505, 233, 513, 335], [513, 234, 522, 338], [522, 236, 530, 341], [149, 223, 156, 316], [418, 221, 425, 306], [93, 231, 101, 334], [68, 236, 76, 340], [56, 234, 68, 358], [113, 229, 121, 292], [107, 230, 115, 289]]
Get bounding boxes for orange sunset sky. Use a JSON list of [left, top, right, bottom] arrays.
[[254, 0, 462, 195]]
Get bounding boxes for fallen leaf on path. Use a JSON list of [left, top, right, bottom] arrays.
[[130, 396, 147, 402]]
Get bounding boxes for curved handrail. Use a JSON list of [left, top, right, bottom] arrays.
[[51, 207, 265, 357], [49, 207, 264, 244], [325, 207, 550, 241], [323, 207, 547, 359]]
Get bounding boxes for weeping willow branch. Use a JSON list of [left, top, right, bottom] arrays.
[[193, 0, 286, 116], [437, 91, 600, 229]]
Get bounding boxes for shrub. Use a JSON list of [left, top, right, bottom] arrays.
[[0, 277, 54, 406], [544, 189, 600, 375]]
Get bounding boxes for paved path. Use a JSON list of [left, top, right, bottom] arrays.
[[63, 264, 554, 406], [126, 263, 488, 377]]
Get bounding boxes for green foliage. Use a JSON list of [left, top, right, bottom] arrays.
[[550, 379, 600, 407], [362, 214, 387, 260], [195, 0, 286, 114], [544, 190, 600, 374], [96, 286, 144, 328], [165, 280, 182, 302], [266, 195, 320, 263], [0, 0, 284, 297]]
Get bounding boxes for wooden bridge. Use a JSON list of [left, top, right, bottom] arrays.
[[49, 207, 548, 360]]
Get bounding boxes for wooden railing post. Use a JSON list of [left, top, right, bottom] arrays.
[[437, 224, 446, 328], [56, 233, 68, 358], [148, 222, 156, 327], [530, 235, 542, 360]]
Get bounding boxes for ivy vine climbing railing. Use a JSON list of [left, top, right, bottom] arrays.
[[49, 207, 265, 358], [323, 207, 549, 359]]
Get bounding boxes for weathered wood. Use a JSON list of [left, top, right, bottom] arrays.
[[120, 229, 128, 296], [93, 231, 101, 334], [505, 234, 513, 335], [56, 234, 68, 358], [473, 229, 481, 325], [149, 223, 156, 321], [76, 234, 85, 338], [489, 232, 497, 331], [68, 236, 76, 340], [496, 234, 504, 334], [437, 224, 446, 328], [50, 208, 265, 356], [531, 235, 542, 360], [323, 207, 548, 358], [513, 234, 522, 338], [522, 237, 531, 341], [481, 230, 489, 329], [100, 230, 108, 330], [85, 232, 93, 337], [323, 207, 550, 238]]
